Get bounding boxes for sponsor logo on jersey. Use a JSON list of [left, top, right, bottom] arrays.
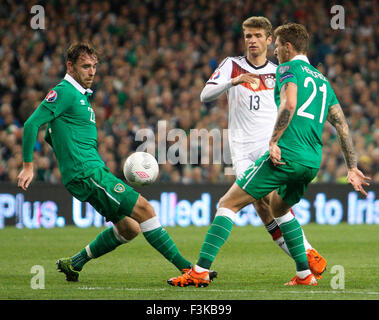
[[114, 183, 125, 193], [280, 74, 294, 83], [210, 69, 220, 80], [45, 90, 57, 102], [278, 65, 290, 74]]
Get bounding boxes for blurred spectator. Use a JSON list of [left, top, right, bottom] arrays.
[[0, 0, 378, 184], [371, 148, 379, 183]]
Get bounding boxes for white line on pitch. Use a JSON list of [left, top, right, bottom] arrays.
[[77, 286, 379, 295]]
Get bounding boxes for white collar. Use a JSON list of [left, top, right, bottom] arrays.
[[291, 55, 310, 64], [64, 73, 93, 95]]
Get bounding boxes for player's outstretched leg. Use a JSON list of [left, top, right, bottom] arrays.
[[275, 212, 318, 286], [267, 189, 318, 285], [131, 195, 193, 272], [56, 257, 80, 282], [168, 207, 235, 287], [56, 221, 137, 282], [256, 197, 326, 278], [254, 197, 292, 256], [140, 216, 192, 271], [266, 209, 327, 279]]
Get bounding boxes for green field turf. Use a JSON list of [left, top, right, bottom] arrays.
[[0, 223, 378, 300]]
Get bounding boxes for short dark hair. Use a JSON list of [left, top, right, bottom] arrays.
[[242, 16, 272, 37], [274, 23, 309, 53], [66, 42, 99, 64]]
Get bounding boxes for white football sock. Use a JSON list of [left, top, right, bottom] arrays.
[[296, 269, 311, 279]]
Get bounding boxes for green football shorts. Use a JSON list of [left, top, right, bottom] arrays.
[[236, 152, 318, 206], [66, 166, 140, 223]]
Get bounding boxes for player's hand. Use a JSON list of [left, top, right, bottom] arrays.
[[347, 167, 371, 197], [231, 73, 259, 86], [269, 143, 285, 166], [17, 163, 34, 191]]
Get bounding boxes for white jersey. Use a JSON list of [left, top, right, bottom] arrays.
[[201, 56, 277, 175]]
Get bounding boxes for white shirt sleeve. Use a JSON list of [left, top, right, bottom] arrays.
[[200, 80, 233, 102], [200, 57, 233, 102]]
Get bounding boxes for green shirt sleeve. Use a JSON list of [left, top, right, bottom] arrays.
[[328, 84, 339, 107], [22, 105, 55, 162], [40, 86, 73, 117], [276, 63, 297, 92], [23, 84, 74, 161]]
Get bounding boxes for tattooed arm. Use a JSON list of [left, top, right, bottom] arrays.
[[269, 82, 298, 166], [326, 104, 356, 168], [327, 104, 371, 196]]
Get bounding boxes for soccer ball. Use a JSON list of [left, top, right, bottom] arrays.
[[123, 152, 159, 187]]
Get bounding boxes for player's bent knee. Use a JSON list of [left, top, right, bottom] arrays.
[[115, 216, 141, 241], [254, 197, 271, 212], [113, 225, 131, 243], [253, 198, 274, 224], [218, 196, 235, 211], [215, 207, 236, 223], [130, 195, 155, 223], [218, 186, 255, 212]]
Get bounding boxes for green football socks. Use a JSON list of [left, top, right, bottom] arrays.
[[71, 248, 91, 271], [276, 213, 309, 271], [140, 217, 192, 271], [71, 226, 124, 271], [197, 208, 235, 270], [71, 217, 192, 273]]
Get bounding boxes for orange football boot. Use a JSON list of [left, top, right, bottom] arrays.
[[284, 273, 318, 286], [168, 267, 210, 288], [307, 248, 327, 279]]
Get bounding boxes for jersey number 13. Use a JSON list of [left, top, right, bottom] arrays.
[[249, 95, 260, 110]]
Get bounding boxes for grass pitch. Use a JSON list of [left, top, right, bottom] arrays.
[[0, 223, 378, 300]]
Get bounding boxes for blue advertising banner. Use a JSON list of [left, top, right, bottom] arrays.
[[0, 183, 378, 229]]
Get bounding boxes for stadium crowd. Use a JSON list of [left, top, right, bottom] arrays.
[[0, 0, 378, 185]]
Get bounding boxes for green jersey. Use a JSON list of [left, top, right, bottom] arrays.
[[274, 56, 339, 168], [23, 74, 104, 185]]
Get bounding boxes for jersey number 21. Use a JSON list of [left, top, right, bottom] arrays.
[[297, 77, 327, 123]]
